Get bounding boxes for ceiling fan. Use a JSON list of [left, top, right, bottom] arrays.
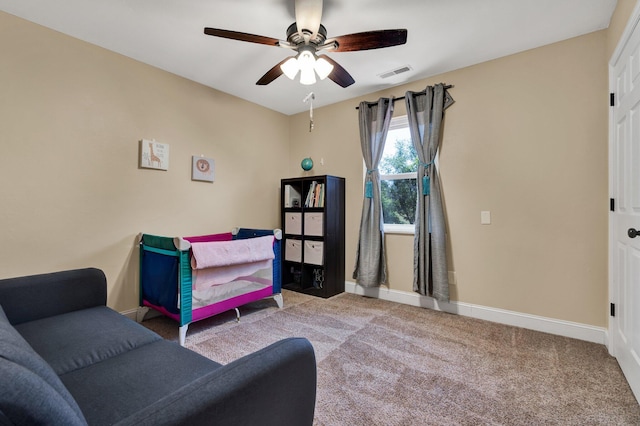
[[203, 0, 407, 87]]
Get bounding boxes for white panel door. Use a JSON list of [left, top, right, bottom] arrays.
[[610, 9, 640, 403]]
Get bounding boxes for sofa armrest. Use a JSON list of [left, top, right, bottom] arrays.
[[0, 268, 107, 325], [116, 337, 317, 426]]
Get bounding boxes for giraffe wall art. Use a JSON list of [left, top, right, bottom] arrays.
[[140, 139, 169, 170]]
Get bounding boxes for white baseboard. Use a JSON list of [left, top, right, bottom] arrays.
[[345, 281, 607, 345], [120, 308, 138, 321], [120, 307, 162, 321]]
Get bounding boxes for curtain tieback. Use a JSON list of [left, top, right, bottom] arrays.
[[365, 169, 375, 198], [421, 162, 432, 196]]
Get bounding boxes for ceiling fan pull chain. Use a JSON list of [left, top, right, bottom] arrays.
[[304, 92, 315, 132]]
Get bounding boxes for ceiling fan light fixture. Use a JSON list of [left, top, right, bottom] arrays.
[[300, 65, 317, 85], [298, 49, 317, 85], [314, 56, 333, 80], [281, 57, 300, 79], [297, 50, 315, 68]]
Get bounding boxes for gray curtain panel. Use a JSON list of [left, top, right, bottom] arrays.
[[352, 98, 394, 287], [405, 84, 454, 301]]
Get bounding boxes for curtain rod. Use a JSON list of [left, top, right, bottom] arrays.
[[355, 84, 453, 110]]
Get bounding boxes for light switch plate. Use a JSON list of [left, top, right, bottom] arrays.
[[481, 211, 491, 225]]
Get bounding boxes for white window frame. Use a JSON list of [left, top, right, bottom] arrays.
[[379, 172, 416, 234], [380, 115, 416, 235]]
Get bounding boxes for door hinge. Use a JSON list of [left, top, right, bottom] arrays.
[[610, 198, 615, 212], [610, 93, 615, 107], [611, 303, 616, 317]]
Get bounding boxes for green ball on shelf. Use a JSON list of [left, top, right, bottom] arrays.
[[301, 157, 313, 171]]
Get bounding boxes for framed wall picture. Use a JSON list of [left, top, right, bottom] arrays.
[[140, 139, 169, 170], [192, 156, 215, 182]]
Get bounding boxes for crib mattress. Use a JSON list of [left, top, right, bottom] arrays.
[[192, 277, 271, 309]]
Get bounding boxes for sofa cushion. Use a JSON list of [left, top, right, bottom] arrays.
[[15, 306, 162, 375], [0, 304, 87, 425], [60, 339, 222, 425], [0, 358, 88, 426]]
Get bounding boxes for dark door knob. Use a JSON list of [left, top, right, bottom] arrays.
[[628, 228, 640, 238]]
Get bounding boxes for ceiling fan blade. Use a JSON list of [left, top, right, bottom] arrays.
[[204, 28, 281, 47], [329, 29, 408, 52], [318, 55, 355, 88], [295, 0, 323, 40], [256, 57, 291, 85]]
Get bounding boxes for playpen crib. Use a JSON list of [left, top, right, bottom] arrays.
[[138, 228, 282, 346]]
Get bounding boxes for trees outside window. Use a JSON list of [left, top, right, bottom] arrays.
[[378, 115, 418, 233]]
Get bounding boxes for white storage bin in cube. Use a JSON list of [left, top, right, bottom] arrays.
[[304, 240, 324, 265], [285, 239, 302, 262], [304, 212, 324, 236], [284, 212, 302, 235]]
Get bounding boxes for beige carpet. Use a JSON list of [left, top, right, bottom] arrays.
[[142, 291, 640, 425]]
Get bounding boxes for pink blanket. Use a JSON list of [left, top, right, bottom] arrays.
[[190, 235, 275, 270]]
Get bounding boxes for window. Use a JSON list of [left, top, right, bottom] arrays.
[[379, 115, 417, 234]]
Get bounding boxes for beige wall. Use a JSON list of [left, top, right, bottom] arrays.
[[0, 12, 290, 312], [290, 30, 609, 327], [2, 2, 635, 328]]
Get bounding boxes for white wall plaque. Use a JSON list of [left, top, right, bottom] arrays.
[[140, 139, 169, 170], [192, 156, 215, 182]]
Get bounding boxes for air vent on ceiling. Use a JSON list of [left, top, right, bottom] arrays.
[[378, 65, 412, 79]]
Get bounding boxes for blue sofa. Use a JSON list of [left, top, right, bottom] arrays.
[[0, 268, 316, 425]]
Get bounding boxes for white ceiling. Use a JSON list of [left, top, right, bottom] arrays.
[[0, 0, 617, 115]]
